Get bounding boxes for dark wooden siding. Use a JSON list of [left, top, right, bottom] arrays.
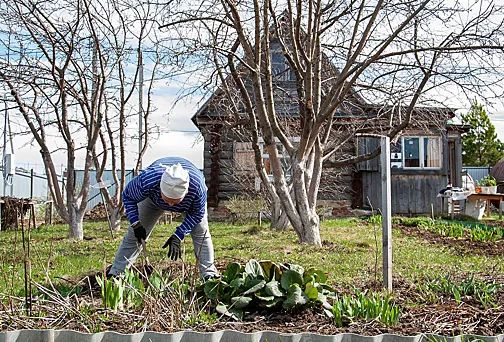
[[362, 172, 447, 214], [202, 125, 223, 207]]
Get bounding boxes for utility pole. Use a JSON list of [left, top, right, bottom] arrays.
[[138, 48, 144, 171], [3, 94, 7, 198]]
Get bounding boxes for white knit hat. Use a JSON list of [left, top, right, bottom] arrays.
[[160, 163, 189, 199]]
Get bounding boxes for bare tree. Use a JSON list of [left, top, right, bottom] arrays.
[[89, 0, 163, 232], [0, 0, 163, 238], [160, 0, 504, 245]]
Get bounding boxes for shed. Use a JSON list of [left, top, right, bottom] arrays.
[[490, 157, 504, 193]]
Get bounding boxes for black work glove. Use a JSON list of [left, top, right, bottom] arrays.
[[132, 222, 146, 243], [162, 234, 182, 260]]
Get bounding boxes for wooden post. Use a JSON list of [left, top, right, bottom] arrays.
[[45, 201, 53, 225], [27, 202, 33, 313], [30, 169, 34, 199], [169, 213, 173, 224], [257, 211, 262, 226], [20, 206, 32, 315], [380, 136, 392, 291], [30, 202, 36, 230]]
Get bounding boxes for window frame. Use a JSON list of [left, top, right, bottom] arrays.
[[270, 49, 293, 81], [259, 137, 300, 181], [401, 136, 442, 170]]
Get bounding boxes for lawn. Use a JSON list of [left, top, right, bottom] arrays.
[[0, 216, 503, 335]]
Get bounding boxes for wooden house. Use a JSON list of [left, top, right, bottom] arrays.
[[191, 40, 465, 217]]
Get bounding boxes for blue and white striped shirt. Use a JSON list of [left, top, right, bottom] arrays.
[[122, 157, 207, 240]]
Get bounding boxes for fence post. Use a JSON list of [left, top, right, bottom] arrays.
[[30, 169, 34, 199], [45, 201, 53, 225], [380, 136, 392, 292]]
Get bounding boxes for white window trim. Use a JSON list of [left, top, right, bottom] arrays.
[[257, 137, 299, 181], [401, 136, 442, 170]]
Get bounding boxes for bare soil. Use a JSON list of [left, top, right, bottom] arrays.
[[2, 226, 504, 336], [397, 224, 504, 256]]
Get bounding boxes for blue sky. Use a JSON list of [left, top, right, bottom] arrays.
[[8, 96, 504, 175], [4, 83, 504, 174]]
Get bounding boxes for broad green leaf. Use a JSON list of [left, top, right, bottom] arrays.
[[304, 282, 319, 300], [283, 284, 307, 309], [229, 277, 245, 289], [259, 260, 281, 281], [244, 259, 265, 278], [281, 270, 304, 291], [204, 279, 223, 300], [231, 296, 253, 308], [243, 279, 266, 295], [263, 297, 283, 308], [265, 280, 284, 297], [288, 264, 305, 276], [223, 262, 242, 282], [255, 294, 275, 301], [216, 303, 242, 320]]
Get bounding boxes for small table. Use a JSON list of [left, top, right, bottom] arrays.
[[466, 193, 504, 219]]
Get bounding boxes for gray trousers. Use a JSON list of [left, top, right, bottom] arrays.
[[109, 198, 218, 278]]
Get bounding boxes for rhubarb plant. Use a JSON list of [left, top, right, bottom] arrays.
[[203, 259, 334, 320]]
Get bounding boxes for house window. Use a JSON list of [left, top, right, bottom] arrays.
[[233, 142, 255, 173], [402, 136, 442, 169], [259, 137, 300, 180], [271, 50, 293, 81]]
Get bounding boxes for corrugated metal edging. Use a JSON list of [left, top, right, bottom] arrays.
[[0, 330, 503, 342]]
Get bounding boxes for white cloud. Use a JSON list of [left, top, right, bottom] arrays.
[[492, 112, 504, 141], [9, 89, 206, 173], [143, 132, 203, 168]]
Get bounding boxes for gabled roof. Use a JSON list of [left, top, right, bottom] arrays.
[[191, 14, 456, 130], [191, 13, 370, 127]]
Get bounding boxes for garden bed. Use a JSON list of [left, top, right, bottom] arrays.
[[397, 224, 504, 256], [1, 218, 503, 336], [1, 262, 503, 336]]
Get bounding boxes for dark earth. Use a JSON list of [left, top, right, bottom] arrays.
[[2, 223, 503, 336]]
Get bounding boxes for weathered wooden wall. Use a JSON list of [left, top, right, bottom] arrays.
[[202, 125, 356, 205], [362, 172, 447, 214]]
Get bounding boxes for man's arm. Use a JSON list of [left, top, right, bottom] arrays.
[[174, 186, 206, 240], [122, 174, 149, 224]]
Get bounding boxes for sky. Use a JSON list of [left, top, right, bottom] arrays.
[[492, 112, 504, 136], [2, 90, 206, 174], [5, 93, 504, 176], [2, 0, 504, 175]]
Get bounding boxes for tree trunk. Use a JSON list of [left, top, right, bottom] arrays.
[[270, 200, 289, 230], [283, 160, 322, 246], [110, 207, 122, 232], [68, 216, 84, 240], [299, 212, 321, 245], [68, 206, 84, 240]]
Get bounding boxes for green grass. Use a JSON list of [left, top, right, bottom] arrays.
[[1, 217, 503, 296]]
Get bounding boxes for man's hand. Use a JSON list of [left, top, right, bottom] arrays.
[[132, 221, 147, 243], [162, 234, 182, 260]]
